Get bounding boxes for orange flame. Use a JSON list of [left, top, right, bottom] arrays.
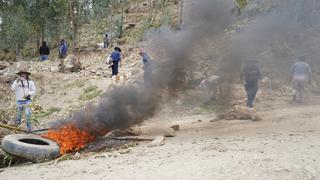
[[43, 124, 96, 154]]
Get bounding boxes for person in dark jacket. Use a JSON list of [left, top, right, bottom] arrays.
[[103, 33, 110, 48], [59, 39, 68, 59], [39, 41, 50, 61], [240, 60, 262, 108], [109, 47, 122, 76]]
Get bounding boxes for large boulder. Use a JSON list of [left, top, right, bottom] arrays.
[[218, 106, 261, 121], [59, 55, 83, 73]]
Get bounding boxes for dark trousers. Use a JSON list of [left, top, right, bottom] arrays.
[[112, 61, 119, 76], [143, 67, 153, 86], [245, 82, 258, 108]]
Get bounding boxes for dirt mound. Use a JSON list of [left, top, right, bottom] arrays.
[[218, 106, 261, 121]]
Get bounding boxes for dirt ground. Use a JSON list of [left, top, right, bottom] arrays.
[[2, 92, 320, 180]]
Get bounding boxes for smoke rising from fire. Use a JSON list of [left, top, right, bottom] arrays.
[[226, 0, 320, 81], [58, 0, 236, 134], [52, 0, 320, 136]]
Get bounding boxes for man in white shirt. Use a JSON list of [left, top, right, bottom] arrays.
[[290, 56, 312, 103], [11, 70, 36, 131]]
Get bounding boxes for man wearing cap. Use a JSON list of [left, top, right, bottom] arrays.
[[11, 70, 36, 131], [110, 47, 122, 76], [241, 60, 262, 108], [290, 56, 312, 103], [139, 49, 153, 85]]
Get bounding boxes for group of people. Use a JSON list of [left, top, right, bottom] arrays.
[[11, 34, 313, 131], [107, 46, 153, 84], [11, 44, 154, 131], [39, 34, 110, 61], [38, 39, 68, 61], [241, 56, 312, 109]]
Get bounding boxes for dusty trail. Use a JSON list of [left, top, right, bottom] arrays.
[[2, 94, 320, 180]]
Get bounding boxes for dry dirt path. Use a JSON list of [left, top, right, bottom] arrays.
[[2, 96, 320, 180]]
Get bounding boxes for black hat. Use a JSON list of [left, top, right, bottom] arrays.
[[114, 47, 122, 52], [16, 70, 31, 75]]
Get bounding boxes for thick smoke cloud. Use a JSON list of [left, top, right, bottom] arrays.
[[227, 0, 320, 80], [55, 0, 320, 134], [64, 0, 236, 134]]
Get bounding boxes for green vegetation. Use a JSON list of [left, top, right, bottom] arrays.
[[79, 85, 103, 102]]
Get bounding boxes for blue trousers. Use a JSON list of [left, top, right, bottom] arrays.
[[112, 61, 119, 76], [245, 82, 258, 108], [16, 100, 32, 131], [40, 55, 49, 61]]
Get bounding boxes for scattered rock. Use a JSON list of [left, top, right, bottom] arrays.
[[150, 136, 165, 147], [127, 126, 142, 136], [164, 128, 176, 137], [170, 124, 180, 131], [73, 152, 81, 160], [118, 148, 131, 154], [59, 55, 82, 73], [50, 66, 60, 72], [175, 100, 182, 105], [218, 106, 261, 121], [96, 71, 103, 76]]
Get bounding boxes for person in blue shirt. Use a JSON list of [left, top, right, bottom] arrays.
[[139, 49, 153, 85], [59, 39, 68, 59], [110, 47, 122, 76]]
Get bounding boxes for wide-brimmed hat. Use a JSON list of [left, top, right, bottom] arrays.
[[16, 69, 31, 75], [114, 47, 122, 52]]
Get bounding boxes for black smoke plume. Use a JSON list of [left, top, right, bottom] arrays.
[[61, 0, 236, 134]]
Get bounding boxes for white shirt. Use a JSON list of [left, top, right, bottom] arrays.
[[11, 79, 36, 101]]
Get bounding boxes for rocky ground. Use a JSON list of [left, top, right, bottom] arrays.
[[1, 92, 320, 179], [2, 0, 320, 179]]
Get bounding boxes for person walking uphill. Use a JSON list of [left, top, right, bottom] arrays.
[[11, 69, 36, 131], [39, 41, 50, 61], [110, 47, 122, 76], [241, 60, 262, 109], [290, 56, 312, 103], [59, 39, 68, 59]]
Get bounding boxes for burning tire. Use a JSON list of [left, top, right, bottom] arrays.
[[1, 134, 60, 162]]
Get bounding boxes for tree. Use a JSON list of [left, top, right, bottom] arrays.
[[235, 0, 248, 16], [0, 3, 30, 57]]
